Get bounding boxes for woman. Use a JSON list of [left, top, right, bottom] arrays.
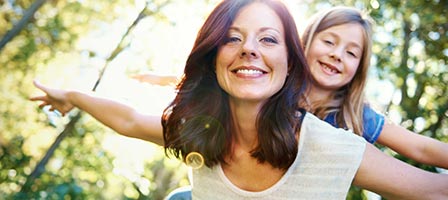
[[301, 6, 448, 169], [31, 0, 448, 199]]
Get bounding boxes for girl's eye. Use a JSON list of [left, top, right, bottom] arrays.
[[324, 40, 334, 45], [260, 37, 278, 44], [347, 51, 358, 58]]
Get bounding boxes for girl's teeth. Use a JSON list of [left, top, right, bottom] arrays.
[[323, 64, 337, 73]]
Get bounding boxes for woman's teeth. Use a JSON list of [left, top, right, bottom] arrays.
[[236, 69, 263, 75]]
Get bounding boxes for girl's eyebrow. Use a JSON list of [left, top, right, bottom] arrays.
[[323, 31, 363, 50]]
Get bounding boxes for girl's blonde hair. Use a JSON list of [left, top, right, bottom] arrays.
[[301, 6, 375, 136]]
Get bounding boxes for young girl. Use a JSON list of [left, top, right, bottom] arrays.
[[301, 6, 448, 169]]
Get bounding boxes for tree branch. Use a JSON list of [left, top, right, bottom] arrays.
[[0, 0, 48, 52], [20, 111, 82, 192], [20, 2, 161, 192]]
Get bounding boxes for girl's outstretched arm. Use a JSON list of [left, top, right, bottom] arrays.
[[377, 121, 448, 169]]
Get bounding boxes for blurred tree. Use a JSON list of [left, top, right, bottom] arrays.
[[0, 0, 47, 52], [368, 0, 448, 171], [0, 0, 189, 199]]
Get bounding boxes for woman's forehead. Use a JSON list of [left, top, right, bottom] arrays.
[[231, 2, 284, 34]]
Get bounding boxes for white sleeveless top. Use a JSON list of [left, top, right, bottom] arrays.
[[191, 113, 366, 200]]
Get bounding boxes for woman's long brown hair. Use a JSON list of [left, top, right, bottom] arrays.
[[162, 0, 309, 170]]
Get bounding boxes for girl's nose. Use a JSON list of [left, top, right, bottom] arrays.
[[329, 47, 343, 62]]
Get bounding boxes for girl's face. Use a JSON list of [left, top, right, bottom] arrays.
[[215, 2, 288, 105], [307, 23, 364, 92]]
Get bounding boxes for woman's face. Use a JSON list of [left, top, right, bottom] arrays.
[[307, 23, 364, 92], [215, 2, 288, 104]]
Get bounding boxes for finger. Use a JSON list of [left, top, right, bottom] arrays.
[[33, 80, 48, 92], [29, 95, 47, 101], [38, 102, 49, 108], [48, 107, 65, 117], [49, 107, 63, 116], [51, 108, 65, 117]]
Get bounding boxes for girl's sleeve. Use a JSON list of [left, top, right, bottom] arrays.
[[362, 105, 385, 143]]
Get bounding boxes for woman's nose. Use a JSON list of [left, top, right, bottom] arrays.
[[240, 39, 259, 59]]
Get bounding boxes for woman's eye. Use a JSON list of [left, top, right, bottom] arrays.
[[225, 36, 241, 43], [260, 37, 278, 44]]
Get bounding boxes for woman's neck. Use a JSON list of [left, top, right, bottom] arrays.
[[228, 100, 261, 150]]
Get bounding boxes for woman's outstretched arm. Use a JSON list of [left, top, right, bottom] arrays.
[[354, 143, 448, 200], [30, 80, 164, 145]]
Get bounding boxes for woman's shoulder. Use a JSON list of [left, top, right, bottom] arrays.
[[302, 112, 366, 145], [299, 112, 366, 174]]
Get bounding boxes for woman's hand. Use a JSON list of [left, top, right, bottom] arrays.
[[30, 80, 75, 116]]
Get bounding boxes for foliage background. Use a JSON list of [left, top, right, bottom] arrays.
[[1, 0, 446, 199]]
